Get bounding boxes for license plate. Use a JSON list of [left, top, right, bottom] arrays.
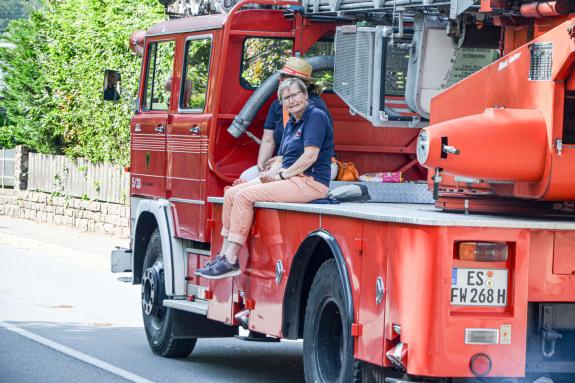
[[451, 268, 508, 307]]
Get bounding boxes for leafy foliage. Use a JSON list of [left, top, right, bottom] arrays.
[[0, 0, 166, 165], [183, 38, 211, 110], [0, 0, 39, 33], [142, 40, 175, 111], [241, 37, 292, 88], [303, 40, 334, 91]]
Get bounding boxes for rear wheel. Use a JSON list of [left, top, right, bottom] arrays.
[[142, 229, 197, 357], [303, 259, 361, 382]]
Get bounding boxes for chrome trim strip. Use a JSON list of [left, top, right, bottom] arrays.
[[131, 173, 164, 178], [186, 248, 211, 256], [167, 176, 205, 181], [170, 198, 205, 205], [147, 27, 221, 38], [163, 299, 208, 315]]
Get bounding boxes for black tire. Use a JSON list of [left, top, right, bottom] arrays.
[[141, 229, 197, 358], [303, 259, 361, 383]]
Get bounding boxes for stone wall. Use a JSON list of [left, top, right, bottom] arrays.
[[0, 189, 130, 238]]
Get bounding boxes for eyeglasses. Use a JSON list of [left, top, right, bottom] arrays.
[[281, 91, 303, 103]]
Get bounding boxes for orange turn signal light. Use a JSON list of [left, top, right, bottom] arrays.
[[458, 242, 508, 262]]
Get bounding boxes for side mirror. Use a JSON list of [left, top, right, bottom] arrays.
[[103, 69, 121, 101]]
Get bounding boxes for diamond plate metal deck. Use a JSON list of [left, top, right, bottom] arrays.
[[330, 181, 434, 204]]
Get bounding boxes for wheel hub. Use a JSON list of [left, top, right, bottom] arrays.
[[142, 265, 160, 316]]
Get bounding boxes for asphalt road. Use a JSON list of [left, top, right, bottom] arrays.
[[0, 216, 305, 383]]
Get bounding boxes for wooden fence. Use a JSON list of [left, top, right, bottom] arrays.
[[27, 153, 129, 204], [0, 148, 16, 188]]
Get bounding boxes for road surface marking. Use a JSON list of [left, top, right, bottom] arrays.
[[0, 321, 154, 383]]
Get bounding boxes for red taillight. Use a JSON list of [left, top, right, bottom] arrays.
[[458, 242, 508, 262], [469, 353, 492, 376]]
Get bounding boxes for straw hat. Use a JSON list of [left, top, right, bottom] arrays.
[[278, 57, 317, 83]]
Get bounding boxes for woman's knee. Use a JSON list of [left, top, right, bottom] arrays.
[[235, 189, 257, 205], [224, 186, 241, 203]]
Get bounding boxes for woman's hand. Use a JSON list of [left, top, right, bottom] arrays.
[[260, 171, 274, 184], [260, 167, 283, 183], [259, 171, 274, 183]]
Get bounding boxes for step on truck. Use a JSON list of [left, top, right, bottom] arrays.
[[108, 0, 575, 381]]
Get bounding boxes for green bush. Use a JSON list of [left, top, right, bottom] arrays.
[[0, 0, 38, 33], [0, 0, 166, 165]]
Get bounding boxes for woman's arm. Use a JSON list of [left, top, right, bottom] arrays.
[[279, 146, 320, 179], [257, 129, 276, 171], [260, 147, 319, 183]]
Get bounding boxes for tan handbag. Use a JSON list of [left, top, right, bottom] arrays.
[[334, 159, 359, 181]]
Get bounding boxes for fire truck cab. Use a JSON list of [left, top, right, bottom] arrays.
[[110, 1, 575, 382]]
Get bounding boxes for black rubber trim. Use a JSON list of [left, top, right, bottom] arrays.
[[163, 204, 175, 295], [310, 229, 354, 331]]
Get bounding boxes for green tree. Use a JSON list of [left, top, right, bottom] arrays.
[[241, 37, 292, 87], [0, 0, 38, 33], [0, 0, 165, 164]]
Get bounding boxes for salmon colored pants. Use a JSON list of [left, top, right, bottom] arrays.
[[222, 175, 328, 245]]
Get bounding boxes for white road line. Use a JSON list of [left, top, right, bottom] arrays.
[[0, 321, 155, 383]]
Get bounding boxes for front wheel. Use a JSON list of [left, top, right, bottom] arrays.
[[141, 229, 197, 358], [303, 259, 361, 383]]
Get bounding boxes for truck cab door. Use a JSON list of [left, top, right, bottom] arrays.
[[131, 39, 176, 199], [168, 35, 213, 241]]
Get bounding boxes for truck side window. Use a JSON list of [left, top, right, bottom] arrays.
[[240, 37, 293, 89], [143, 40, 175, 111], [304, 39, 334, 92], [180, 37, 212, 111]]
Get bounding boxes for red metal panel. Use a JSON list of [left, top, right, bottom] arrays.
[[529, 230, 575, 301], [553, 231, 575, 274], [282, 211, 322, 269], [206, 203, 234, 324], [385, 225, 530, 378], [356, 221, 388, 366], [130, 114, 167, 198], [168, 114, 210, 240], [171, 202, 205, 240], [229, 9, 293, 32], [240, 209, 287, 336]]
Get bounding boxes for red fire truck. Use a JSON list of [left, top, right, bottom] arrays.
[[109, 0, 575, 381]]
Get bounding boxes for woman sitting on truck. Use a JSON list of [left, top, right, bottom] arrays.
[[197, 77, 334, 279], [256, 57, 332, 172]]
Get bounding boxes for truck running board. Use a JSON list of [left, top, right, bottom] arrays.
[[163, 299, 208, 316]]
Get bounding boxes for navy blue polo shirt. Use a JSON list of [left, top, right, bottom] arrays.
[[264, 94, 332, 154], [278, 104, 334, 186]]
